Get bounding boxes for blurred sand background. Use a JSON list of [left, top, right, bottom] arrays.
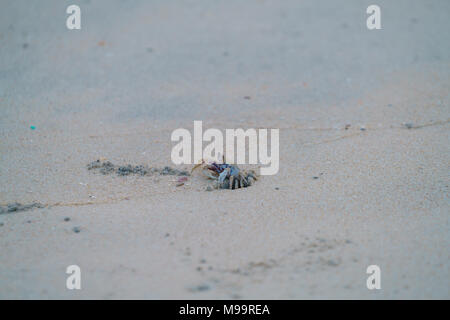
[[0, 0, 449, 299]]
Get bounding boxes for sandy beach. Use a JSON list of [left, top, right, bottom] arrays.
[[0, 0, 449, 299]]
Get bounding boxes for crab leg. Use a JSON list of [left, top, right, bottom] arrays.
[[191, 161, 205, 174], [241, 176, 248, 188], [229, 176, 235, 190]]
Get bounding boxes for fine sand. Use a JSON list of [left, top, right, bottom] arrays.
[[0, 0, 449, 299]]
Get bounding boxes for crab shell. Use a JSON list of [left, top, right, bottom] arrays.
[[192, 160, 258, 189], [206, 165, 258, 189]]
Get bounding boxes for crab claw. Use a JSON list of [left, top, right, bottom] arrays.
[[203, 168, 219, 180]]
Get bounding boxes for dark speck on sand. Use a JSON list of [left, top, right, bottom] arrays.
[[87, 160, 189, 177], [0, 202, 43, 215], [326, 260, 340, 267], [189, 284, 210, 292], [72, 227, 81, 233]]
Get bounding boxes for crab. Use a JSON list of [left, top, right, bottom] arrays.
[[191, 158, 258, 190]]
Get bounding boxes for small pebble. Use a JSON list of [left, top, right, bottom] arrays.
[[244, 96, 251, 100], [0, 222, 4, 227], [404, 123, 414, 129], [64, 217, 70, 222], [275, 187, 279, 190], [313, 176, 319, 180], [327, 260, 339, 267], [72, 226, 81, 233], [190, 284, 210, 292]]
